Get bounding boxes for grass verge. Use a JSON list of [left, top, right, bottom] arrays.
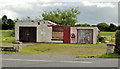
[[17, 43, 107, 56], [98, 53, 120, 58], [0, 30, 15, 43], [1, 37, 15, 43]]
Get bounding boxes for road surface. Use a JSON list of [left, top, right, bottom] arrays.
[[2, 54, 118, 67]]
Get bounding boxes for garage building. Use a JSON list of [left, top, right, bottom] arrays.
[[15, 20, 99, 44]]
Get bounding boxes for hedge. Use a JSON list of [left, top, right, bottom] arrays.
[[115, 30, 120, 54]]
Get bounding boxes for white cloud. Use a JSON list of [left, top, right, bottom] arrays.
[[53, 3, 63, 6], [37, 3, 64, 7], [2, 10, 19, 19], [0, 0, 118, 25], [0, 0, 36, 18], [82, 1, 116, 8], [0, 0, 65, 19]]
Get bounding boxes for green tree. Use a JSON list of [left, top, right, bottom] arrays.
[[42, 8, 80, 26], [117, 25, 120, 30], [7, 19, 15, 29], [2, 15, 15, 30], [2, 15, 8, 30], [76, 24, 90, 26], [115, 30, 120, 54], [16, 18, 19, 21], [2, 15, 7, 24], [109, 23, 117, 32], [97, 23, 109, 31], [26, 16, 31, 21]]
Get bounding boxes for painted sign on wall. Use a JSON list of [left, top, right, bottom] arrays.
[[77, 29, 93, 44]]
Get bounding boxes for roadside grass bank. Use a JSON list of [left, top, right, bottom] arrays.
[[1, 43, 107, 57], [2, 43, 120, 58], [17, 43, 107, 56], [98, 53, 120, 58]]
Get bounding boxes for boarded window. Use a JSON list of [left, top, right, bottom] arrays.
[[52, 27, 64, 41]]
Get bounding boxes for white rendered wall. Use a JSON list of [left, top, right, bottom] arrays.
[[70, 27, 99, 44], [15, 21, 52, 42]]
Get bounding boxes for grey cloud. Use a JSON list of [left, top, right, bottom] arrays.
[[0, 2, 118, 25]]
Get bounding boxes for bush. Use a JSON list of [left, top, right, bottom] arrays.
[[115, 30, 120, 54], [97, 33, 101, 42], [2, 30, 15, 37]]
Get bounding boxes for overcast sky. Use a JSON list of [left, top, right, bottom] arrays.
[[0, 0, 119, 25]]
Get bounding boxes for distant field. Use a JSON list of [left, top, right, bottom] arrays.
[[100, 32, 115, 36], [100, 32, 115, 42], [0, 30, 15, 43]]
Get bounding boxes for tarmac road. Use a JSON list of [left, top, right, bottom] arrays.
[[2, 54, 119, 67]]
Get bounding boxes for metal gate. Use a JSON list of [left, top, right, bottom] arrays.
[[77, 29, 93, 44], [19, 27, 36, 42]]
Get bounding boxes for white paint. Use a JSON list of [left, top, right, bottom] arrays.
[[15, 21, 53, 42], [60, 61, 92, 63], [2, 58, 92, 64]]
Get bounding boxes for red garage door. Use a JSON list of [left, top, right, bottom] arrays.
[[77, 29, 93, 44]]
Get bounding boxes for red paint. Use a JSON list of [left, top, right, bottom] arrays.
[[77, 29, 93, 44], [31, 20, 34, 22], [5, 38, 7, 40], [63, 27, 70, 43], [92, 29, 93, 44], [48, 26, 97, 27]]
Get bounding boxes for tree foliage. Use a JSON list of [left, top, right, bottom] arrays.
[[118, 25, 120, 30], [2, 15, 15, 30], [76, 24, 90, 26], [42, 8, 80, 26], [2, 15, 7, 24], [97, 23, 109, 31], [7, 19, 15, 29], [109, 23, 117, 32], [115, 30, 120, 54]]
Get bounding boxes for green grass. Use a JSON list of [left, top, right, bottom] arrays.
[[0, 30, 15, 37], [100, 32, 115, 36], [1, 37, 15, 43], [1, 52, 15, 54], [100, 32, 115, 42], [18, 43, 107, 56], [98, 53, 120, 58], [0, 30, 15, 43]]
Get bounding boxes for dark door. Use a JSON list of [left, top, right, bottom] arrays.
[[77, 29, 93, 44], [19, 27, 36, 42]]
